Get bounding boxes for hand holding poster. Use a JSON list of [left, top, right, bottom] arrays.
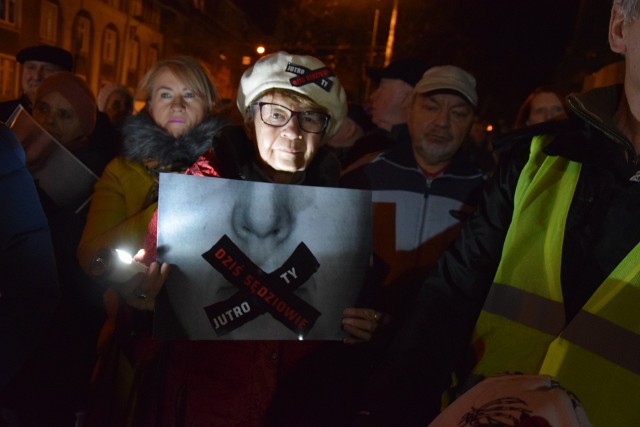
[[6, 105, 97, 211], [154, 174, 372, 340]]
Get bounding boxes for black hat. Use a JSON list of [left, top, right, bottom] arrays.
[[347, 103, 375, 133], [16, 45, 73, 72], [366, 58, 430, 87]]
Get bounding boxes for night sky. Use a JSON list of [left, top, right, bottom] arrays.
[[231, 0, 616, 125]]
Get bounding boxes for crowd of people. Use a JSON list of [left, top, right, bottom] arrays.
[[1, 0, 639, 425]]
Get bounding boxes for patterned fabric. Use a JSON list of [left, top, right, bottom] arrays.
[[430, 374, 592, 427]]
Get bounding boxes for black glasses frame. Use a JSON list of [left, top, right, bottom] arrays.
[[252, 102, 330, 134]]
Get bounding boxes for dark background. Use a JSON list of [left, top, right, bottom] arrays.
[[232, 0, 620, 127]]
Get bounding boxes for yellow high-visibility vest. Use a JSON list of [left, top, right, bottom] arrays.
[[471, 135, 640, 426]]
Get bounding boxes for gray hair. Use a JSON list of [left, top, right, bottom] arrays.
[[615, 0, 640, 22]]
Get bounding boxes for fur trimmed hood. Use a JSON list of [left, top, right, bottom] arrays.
[[121, 110, 228, 168]]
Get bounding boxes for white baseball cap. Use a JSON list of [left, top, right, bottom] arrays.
[[414, 65, 478, 107]]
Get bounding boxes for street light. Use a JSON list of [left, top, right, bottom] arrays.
[[256, 45, 266, 55], [384, 0, 398, 66]]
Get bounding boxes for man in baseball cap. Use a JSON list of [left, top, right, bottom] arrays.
[[409, 65, 478, 171], [0, 45, 74, 122], [341, 64, 486, 322], [414, 64, 478, 107]]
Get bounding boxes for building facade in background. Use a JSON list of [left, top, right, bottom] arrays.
[[0, 0, 262, 105]]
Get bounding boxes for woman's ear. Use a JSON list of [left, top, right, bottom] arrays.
[[610, 3, 627, 55]]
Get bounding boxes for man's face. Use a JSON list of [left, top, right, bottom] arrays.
[[527, 92, 566, 126], [148, 68, 207, 137], [612, 6, 640, 125], [408, 92, 474, 170], [32, 91, 85, 146], [22, 61, 63, 104], [369, 78, 413, 131], [252, 93, 324, 173]]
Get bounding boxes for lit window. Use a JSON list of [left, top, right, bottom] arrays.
[[75, 16, 91, 55], [149, 3, 160, 26], [40, 1, 57, 42], [0, 0, 19, 26], [192, 0, 205, 12], [130, 0, 142, 17], [128, 38, 139, 71], [147, 46, 158, 68], [103, 27, 117, 65], [0, 54, 18, 99]]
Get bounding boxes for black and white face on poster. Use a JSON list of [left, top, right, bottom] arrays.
[[154, 174, 371, 340]]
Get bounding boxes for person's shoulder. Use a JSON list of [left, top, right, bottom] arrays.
[[491, 117, 583, 157], [0, 98, 21, 116], [353, 127, 396, 147], [340, 149, 383, 178], [102, 155, 148, 176], [447, 149, 489, 179], [304, 146, 341, 187], [0, 124, 24, 176], [213, 124, 249, 146], [212, 125, 254, 178]]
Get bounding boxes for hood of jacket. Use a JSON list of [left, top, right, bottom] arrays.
[[121, 109, 228, 170]]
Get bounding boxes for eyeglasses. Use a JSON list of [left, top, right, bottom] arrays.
[[253, 102, 330, 134]]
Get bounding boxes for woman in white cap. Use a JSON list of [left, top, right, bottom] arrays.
[[205, 50, 347, 185], [126, 51, 383, 427]]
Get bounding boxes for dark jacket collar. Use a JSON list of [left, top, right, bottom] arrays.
[[566, 85, 634, 157], [552, 85, 638, 179]]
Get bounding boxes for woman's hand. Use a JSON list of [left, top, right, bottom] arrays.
[[117, 249, 170, 311], [342, 307, 389, 344]]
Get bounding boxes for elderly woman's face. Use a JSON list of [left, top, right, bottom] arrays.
[[252, 93, 324, 172], [148, 68, 207, 137], [32, 91, 85, 146]]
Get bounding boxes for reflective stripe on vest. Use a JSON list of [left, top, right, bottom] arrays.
[[471, 135, 640, 426], [483, 282, 640, 376]]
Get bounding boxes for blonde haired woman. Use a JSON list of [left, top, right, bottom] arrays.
[[78, 56, 226, 426]]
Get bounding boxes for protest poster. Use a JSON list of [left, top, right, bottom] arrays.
[[6, 105, 97, 211], [154, 173, 372, 340]]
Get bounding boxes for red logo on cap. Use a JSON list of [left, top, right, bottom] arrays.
[[285, 62, 334, 92]]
